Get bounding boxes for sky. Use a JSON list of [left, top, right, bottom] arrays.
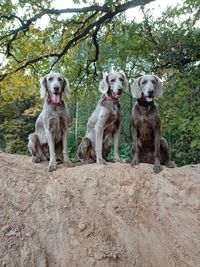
[[11, 0, 184, 29], [50, 0, 183, 22], [50, 0, 182, 13]]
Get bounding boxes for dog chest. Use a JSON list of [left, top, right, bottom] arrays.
[[133, 112, 156, 143], [105, 108, 121, 130]]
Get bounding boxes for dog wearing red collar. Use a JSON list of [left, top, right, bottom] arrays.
[[77, 71, 127, 164], [28, 72, 72, 171], [131, 74, 174, 173]]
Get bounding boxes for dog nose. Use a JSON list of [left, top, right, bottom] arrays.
[[54, 86, 59, 92], [148, 90, 154, 96], [117, 88, 123, 95]]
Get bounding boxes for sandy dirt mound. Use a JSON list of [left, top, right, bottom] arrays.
[[0, 152, 200, 267]]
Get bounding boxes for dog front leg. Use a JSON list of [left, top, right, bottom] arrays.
[[95, 124, 106, 164], [45, 129, 57, 172], [113, 128, 121, 162], [153, 129, 162, 173], [131, 127, 139, 167], [62, 129, 73, 167]]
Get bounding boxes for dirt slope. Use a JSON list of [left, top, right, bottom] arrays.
[[0, 152, 200, 267]]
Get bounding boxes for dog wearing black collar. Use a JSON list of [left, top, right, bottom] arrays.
[[130, 74, 174, 173], [77, 71, 127, 164]]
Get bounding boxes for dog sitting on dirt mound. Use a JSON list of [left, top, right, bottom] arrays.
[[130, 74, 174, 173], [28, 72, 73, 172], [77, 70, 128, 164]]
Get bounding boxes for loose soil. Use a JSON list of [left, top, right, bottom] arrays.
[[0, 152, 200, 267]]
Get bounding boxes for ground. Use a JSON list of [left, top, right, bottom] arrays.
[[0, 152, 200, 267]]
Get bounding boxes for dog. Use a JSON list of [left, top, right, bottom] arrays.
[[77, 70, 128, 164], [130, 74, 174, 173], [28, 72, 72, 172]]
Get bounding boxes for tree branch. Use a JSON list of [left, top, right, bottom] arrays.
[[0, 0, 155, 80]]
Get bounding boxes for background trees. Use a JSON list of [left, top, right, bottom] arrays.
[[0, 0, 199, 165]]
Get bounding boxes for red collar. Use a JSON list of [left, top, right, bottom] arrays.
[[102, 95, 120, 105], [47, 97, 61, 106]]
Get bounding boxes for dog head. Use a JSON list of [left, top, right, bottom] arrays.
[[40, 72, 70, 104], [131, 75, 162, 102], [99, 70, 128, 99]]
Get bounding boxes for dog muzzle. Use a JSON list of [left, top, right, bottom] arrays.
[[47, 93, 61, 106]]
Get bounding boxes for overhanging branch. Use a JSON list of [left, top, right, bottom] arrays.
[[0, 0, 156, 80]]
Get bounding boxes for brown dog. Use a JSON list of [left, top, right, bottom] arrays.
[[130, 75, 174, 173]]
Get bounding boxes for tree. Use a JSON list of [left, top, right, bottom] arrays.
[[0, 0, 199, 165], [0, 0, 155, 81]]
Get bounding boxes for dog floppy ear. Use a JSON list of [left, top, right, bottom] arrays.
[[63, 77, 70, 95], [154, 75, 163, 97], [119, 70, 128, 88], [99, 73, 109, 94], [131, 77, 142, 98], [40, 75, 47, 98]]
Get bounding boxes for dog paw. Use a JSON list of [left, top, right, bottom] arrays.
[[130, 159, 139, 168], [97, 158, 107, 165], [48, 159, 57, 172], [64, 160, 74, 168], [153, 164, 163, 173], [114, 158, 123, 163], [32, 157, 41, 163], [165, 161, 175, 168], [48, 165, 57, 172]]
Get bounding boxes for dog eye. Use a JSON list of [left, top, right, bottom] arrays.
[[119, 77, 124, 82], [142, 80, 147, 85], [48, 77, 53, 81], [151, 80, 156, 84], [58, 77, 62, 82], [110, 79, 116, 83]]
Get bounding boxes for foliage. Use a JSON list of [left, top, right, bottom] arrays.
[[0, 0, 199, 165], [160, 66, 200, 165], [0, 95, 38, 154]]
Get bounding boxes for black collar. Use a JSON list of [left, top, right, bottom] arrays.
[[137, 98, 155, 108]]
